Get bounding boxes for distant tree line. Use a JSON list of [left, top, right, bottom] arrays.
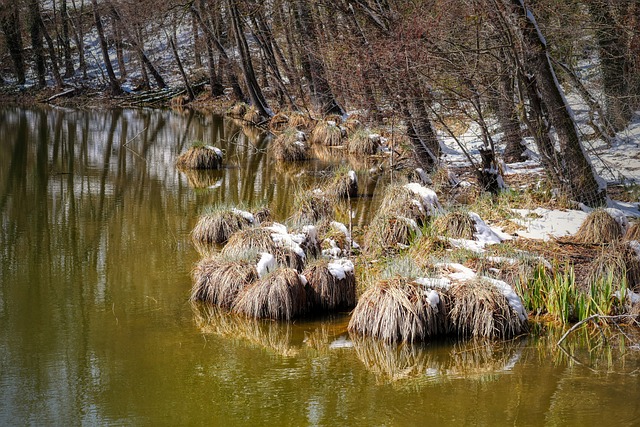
[[1, 0, 639, 206]]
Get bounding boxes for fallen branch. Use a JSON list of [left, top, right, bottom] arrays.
[[557, 314, 640, 347]]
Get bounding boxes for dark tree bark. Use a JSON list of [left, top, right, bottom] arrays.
[[496, 64, 526, 163], [294, 0, 345, 116], [29, 0, 46, 88], [191, 2, 245, 100], [0, 8, 26, 84], [38, 15, 64, 88], [510, 0, 606, 207], [587, 0, 632, 131], [60, 0, 74, 77], [90, 0, 121, 94], [228, 0, 273, 118], [168, 34, 195, 101], [69, 0, 87, 78]]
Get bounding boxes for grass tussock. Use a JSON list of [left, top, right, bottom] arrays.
[[348, 277, 446, 343], [268, 112, 290, 132], [574, 209, 623, 244], [272, 128, 310, 162], [323, 168, 358, 199], [449, 279, 527, 339], [227, 102, 247, 118], [432, 211, 475, 240], [288, 112, 315, 131], [233, 268, 307, 320], [289, 190, 335, 226], [310, 120, 343, 146], [624, 222, 640, 241], [586, 242, 640, 292], [303, 258, 356, 311], [221, 226, 305, 271], [347, 129, 379, 155], [191, 257, 258, 308], [191, 208, 253, 245], [243, 107, 261, 124], [364, 214, 421, 254], [176, 144, 223, 170]]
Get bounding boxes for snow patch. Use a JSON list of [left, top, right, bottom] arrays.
[[327, 259, 354, 280], [256, 253, 276, 278], [485, 278, 528, 322], [232, 208, 255, 223]]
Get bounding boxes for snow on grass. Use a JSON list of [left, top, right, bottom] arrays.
[[256, 252, 276, 278], [435, 262, 477, 281], [484, 277, 528, 322], [327, 258, 354, 280], [330, 221, 359, 249], [232, 208, 255, 224], [266, 222, 306, 259], [404, 183, 442, 214]]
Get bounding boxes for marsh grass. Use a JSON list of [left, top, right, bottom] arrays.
[[302, 258, 356, 312], [190, 256, 258, 308], [347, 128, 379, 155], [310, 120, 343, 146], [574, 209, 623, 244], [176, 143, 223, 170], [272, 127, 310, 162]]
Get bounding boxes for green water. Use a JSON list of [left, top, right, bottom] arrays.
[[1, 107, 639, 426]]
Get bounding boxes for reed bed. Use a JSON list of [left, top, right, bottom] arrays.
[[310, 120, 343, 146], [432, 211, 475, 240], [586, 242, 640, 292], [347, 129, 379, 155], [289, 190, 335, 226]]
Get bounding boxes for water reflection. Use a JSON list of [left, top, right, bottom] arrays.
[[2, 107, 640, 426]]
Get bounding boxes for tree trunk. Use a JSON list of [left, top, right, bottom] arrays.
[[0, 8, 26, 84], [168, 34, 195, 101], [38, 16, 64, 88], [228, 0, 272, 117], [510, 0, 606, 207], [191, 2, 245, 100], [294, 0, 345, 116], [587, 0, 632, 131], [496, 66, 526, 163], [60, 0, 74, 77], [90, 0, 121, 94], [29, 0, 46, 88], [69, 0, 86, 78]]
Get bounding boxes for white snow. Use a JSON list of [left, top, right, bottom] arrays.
[[322, 239, 342, 258], [256, 253, 276, 278], [329, 336, 354, 349], [604, 208, 629, 232], [232, 208, 255, 223], [327, 258, 354, 281], [404, 183, 442, 214], [485, 277, 528, 322], [414, 277, 452, 289], [266, 223, 306, 259], [425, 289, 440, 309], [205, 145, 223, 158], [414, 168, 430, 185], [298, 274, 308, 285], [511, 208, 590, 240], [330, 221, 359, 249], [348, 170, 357, 185], [469, 211, 511, 244], [436, 263, 477, 281]]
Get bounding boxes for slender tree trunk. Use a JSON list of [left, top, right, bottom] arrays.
[[1, 9, 26, 84], [191, 3, 245, 100], [69, 0, 86, 78], [39, 17, 64, 88], [587, 0, 632, 131], [168, 34, 195, 100], [29, 0, 46, 88], [90, 0, 121, 94], [60, 0, 74, 77], [228, 0, 272, 118], [496, 64, 526, 163], [192, 11, 202, 68], [510, 0, 606, 206], [294, 0, 344, 116]]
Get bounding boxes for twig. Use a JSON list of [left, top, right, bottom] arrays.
[[557, 314, 639, 346], [122, 126, 148, 147]]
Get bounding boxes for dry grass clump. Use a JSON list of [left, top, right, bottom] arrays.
[[288, 112, 314, 131], [227, 102, 247, 118], [432, 211, 475, 240], [449, 279, 527, 339], [289, 190, 335, 226], [233, 267, 307, 320], [254, 207, 271, 224], [243, 107, 261, 124], [192, 208, 253, 245], [585, 242, 640, 292], [323, 168, 358, 199], [348, 277, 446, 343], [574, 209, 624, 244], [191, 257, 258, 308], [268, 112, 290, 132], [176, 144, 223, 170], [221, 227, 305, 271], [364, 214, 421, 254], [343, 117, 364, 135], [302, 258, 356, 311], [377, 184, 430, 224], [310, 120, 343, 146], [271, 127, 310, 162], [347, 129, 380, 155], [624, 222, 640, 241]]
